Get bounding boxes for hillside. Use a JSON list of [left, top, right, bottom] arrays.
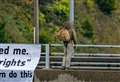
[[40, 0, 120, 45], [0, 0, 33, 43], [0, 0, 120, 45], [75, 0, 120, 44]]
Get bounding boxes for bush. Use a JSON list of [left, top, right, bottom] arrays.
[[85, 0, 95, 12], [80, 18, 93, 39], [39, 28, 55, 44], [41, 0, 69, 25], [96, 0, 116, 15]]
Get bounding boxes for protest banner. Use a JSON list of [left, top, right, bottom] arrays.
[[0, 44, 41, 82]]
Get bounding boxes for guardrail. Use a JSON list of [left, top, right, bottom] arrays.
[[37, 44, 120, 70]]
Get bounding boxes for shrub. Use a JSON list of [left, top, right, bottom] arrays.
[[96, 0, 116, 15], [81, 18, 93, 39]]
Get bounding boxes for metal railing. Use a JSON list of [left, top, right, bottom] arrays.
[[37, 44, 120, 70]]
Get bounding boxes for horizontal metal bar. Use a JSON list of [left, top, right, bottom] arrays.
[[71, 66, 120, 70], [39, 61, 62, 64], [51, 53, 120, 56], [52, 52, 64, 55], [74, 53, 120, 56], [39, 61, 120, 66], [37, 65, 120, 70], [41, 44, 49, 46], [50, 44, 64, 47], [37, 66, 120, 70], [75, 45, 120, 48], [72, 56, 120, 59], [41, 53, 46, 54], [40, 55, 63, 57], [40, 55, 120, 59], [50, 66, 63, 69], [50, 44, 120, 48], [42, 53, 120, 57], [71, 62, 120, 65], [39, 61, 120, 65]]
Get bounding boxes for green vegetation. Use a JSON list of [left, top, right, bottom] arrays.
[[80, 18, 93, 39], [96, 0, 116, 15], [39, 0, 69, 43], [0, 0, 33, 43], [75, 0, 120, 45], [0, 0, 120, 45]]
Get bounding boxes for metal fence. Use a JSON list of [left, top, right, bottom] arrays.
[[37, 44, 120, 70]]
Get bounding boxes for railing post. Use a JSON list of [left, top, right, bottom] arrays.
[[45, 44, 50, 69]]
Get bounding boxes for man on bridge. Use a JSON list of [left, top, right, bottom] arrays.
[[56, 22, 77, 69]]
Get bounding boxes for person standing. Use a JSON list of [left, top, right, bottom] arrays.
[[56, 22, 77, 69]]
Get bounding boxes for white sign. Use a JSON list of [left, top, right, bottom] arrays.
[[0, 44, 41, 82]]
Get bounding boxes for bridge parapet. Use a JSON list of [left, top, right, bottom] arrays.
[[38, 44, 120, 70]]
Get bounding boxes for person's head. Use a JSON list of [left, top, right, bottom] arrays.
[[63, 21, 72, 29]]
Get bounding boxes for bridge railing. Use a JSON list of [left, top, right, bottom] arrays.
[[37, 44, 120, 70]]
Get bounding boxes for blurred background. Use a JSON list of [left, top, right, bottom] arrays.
[[0, 0, 120, 45]]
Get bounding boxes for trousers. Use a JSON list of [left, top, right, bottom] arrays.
[[62, 42, 74, 68]]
